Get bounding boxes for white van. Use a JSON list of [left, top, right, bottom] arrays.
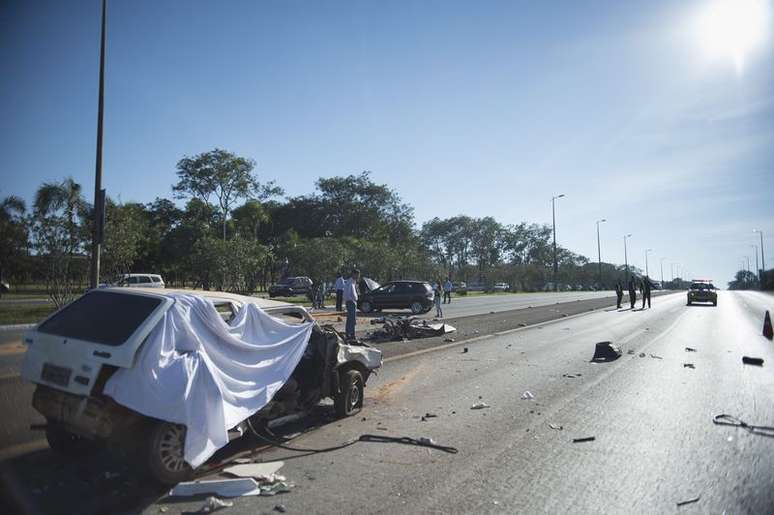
[[116, 273, 165, 288]]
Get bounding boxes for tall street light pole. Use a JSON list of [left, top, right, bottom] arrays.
[[660, 257, 666, 286], [596, 219, 606, 287], [754, 229, 765, 284], [89, 0, 108, 290], [751, 244, 759, 283], [623, 234, 632, 282], [551, 194, 565, 292], [644, 248, 652, 277]]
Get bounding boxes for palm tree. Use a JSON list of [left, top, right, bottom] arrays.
[[0, 196, 28, 288], [34, 177, 87, 255]]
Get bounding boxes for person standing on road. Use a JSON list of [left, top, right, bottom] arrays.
[[615, 281, 624, 309], [642, 276, 652, 309], [434, 279, 444, 318], [335, 273, 345, 312], [343, 269, 360, 340], [444, 278, 453, 304], [628, 277, 637, 309]]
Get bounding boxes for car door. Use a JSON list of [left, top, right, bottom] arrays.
[[391, 282, 413, 309], [371, 283, 395, 309]]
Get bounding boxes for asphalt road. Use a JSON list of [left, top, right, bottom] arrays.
[[143, 290, 772, 514], [3, 290, 773, 514]]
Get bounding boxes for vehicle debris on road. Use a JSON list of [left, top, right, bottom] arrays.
[[471, 402, 490, 409], [649, 354, 663, 359], [591, 341, 621, 362], [742, 356, 764, 366], [369, 315, 456, 341], [683, 363, 695, 369], [548, 423, 563, 430], [675, 495, 700, 507], [685, 347, 697, 352], [572, 436, 596, 443], [521, 391, 535, 400]]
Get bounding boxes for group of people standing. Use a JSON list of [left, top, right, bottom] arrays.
[[431, 278, 454, 318], [615, 276, 652, 310]]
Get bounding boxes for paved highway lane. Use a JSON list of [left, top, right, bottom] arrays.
[[135, 291, 772, 515]]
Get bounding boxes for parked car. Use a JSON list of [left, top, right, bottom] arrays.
[[268, 276, 313, 298], [492, 282, 510, 292], [452, 281, 467, 294], [20, 287, 381, 484], [358, 280, 434, 314], [115, 273, 165, 288]]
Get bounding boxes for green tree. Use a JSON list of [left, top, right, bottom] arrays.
[[173, 149, 282, 240], [101, 200, 146, 280], [31, 178, 89, 306], [0, 196, 28, 293]]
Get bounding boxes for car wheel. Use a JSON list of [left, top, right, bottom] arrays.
[[334, 369, 364, 418], [360, 301, 373, 314], [146, 421, 193, 485], [45, 423, 95, 457], [713, 300, 717, 306], [410, 301, 424, 314], [687, 300, 692, 305]]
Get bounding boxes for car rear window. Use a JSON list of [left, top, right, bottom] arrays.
[[38, 291, 162, 346]]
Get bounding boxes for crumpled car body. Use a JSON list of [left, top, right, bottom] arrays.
[[20, 287, 382, 484]]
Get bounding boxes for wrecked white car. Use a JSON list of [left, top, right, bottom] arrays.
[[21, 288, 381, 484]]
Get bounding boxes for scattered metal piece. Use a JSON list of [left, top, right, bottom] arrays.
[[639, 352, 646, 358], [444, 337, 455, 342], [742, 356, 764, 366], [274, 504, 287, 513], [548, 423, 563, 430], [518, 323, 527, 327], [627, 349, 635, 355], [462, 347, 469, 353], [591, 341, 622, 362], [676, 496, 700, 507], [521, 391, 535, 400], [424, 412, 438, 419], [649, 354, 663, 359], [170, 478, 263, 498], [683, 363, 695, 369], [223, 462, 284, 481], [572, 436, 595, 443], [685, 347, 697, 352], [471, 402, 490, 410]]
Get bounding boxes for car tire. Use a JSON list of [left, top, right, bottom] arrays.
[[360, 301, 373, 314], [45, 423, 95, 457], [146, 421, 193, 485], [410, 301, 424, 314], [334, 369, 364, 418], [713, 300, 717, 306], [687, 300, 692, 305]]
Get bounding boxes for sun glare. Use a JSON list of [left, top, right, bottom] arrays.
[[696, 0, 771, 72]]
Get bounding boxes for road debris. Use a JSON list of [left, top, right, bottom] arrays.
[[274, 504, 287, 513], [685, 347, 697, 352], [521, 391, 535, 400], [462, 347, 469, 353], [676, 495, 700, 507], [712, 414, 774, 436], [199, 496, 234, 512], [170, 478, 265, 498], [518, 323, 527, 327], [444, 337, 455, 342], [548, 423, 563, 430], [639, 352, 646, 358], [742, 356, 764, 366], [471, 402, 490, 410], [649, 354, 663, 359], [572, 436, 595, 443], [683, 363, 695, 369], [627, 349, 635, 355], [223, 461, 285, 482], [591, 341, 621, 362]]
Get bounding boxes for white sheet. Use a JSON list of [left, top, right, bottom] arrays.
[[103, 293, 314, 467]]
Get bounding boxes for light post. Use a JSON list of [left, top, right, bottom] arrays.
[[645, 248, 652, 278], [551, 194, 565, 291], [660, 257, 666, 287], [751, 244, 759, 285], [754, 229, 765, 284], [596, 219, 606, 287], [623, 234, 632, 282], [89, 0, 108, 289]]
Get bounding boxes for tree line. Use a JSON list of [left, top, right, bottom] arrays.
[[1, 148, 643, 305]]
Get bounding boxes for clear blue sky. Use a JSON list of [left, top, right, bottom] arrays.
[[2, 0, 773, 284]]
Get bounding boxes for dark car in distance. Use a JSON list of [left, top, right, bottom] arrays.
[[268, 276, 314, 298], [358, 280, 435, 314]]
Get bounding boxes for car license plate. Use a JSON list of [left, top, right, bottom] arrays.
[[41, 363, 72, 387]]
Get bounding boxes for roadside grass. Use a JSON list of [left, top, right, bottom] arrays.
[[0, 292, 51, 302], [0, 303, 57, 325]]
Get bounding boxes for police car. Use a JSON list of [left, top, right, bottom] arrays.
[[687, 279, 717, 306]]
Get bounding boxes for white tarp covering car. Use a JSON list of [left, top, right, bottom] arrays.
[[21, 288, 382, 484]]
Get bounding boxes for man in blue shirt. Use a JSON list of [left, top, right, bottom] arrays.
[[343, 269, 360, 340], [443, 278, 453, 304], [334, 273, 345, 312]]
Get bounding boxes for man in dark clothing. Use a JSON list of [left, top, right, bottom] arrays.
[[628, 277, 637, 309], [642, 276, 652, 309], [615, 281, 624, 309]]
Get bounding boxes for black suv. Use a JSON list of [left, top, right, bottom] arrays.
[[268, 276, 314, 298], [358, 280, 434, 314]]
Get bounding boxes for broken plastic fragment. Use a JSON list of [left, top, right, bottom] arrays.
[[683, 363, 695, 369], [521, 391, 535, 400], [649, 354, 663, 359], [685, 347, 697, 352], [548, 423, 563, 430], [742, 356, 764, 366], [572, 436, 595, 443], [200, 497, 234, 512], [471, 402, 490, 410], [169, 478, 262, 498], [676, 495, 700, 507]]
